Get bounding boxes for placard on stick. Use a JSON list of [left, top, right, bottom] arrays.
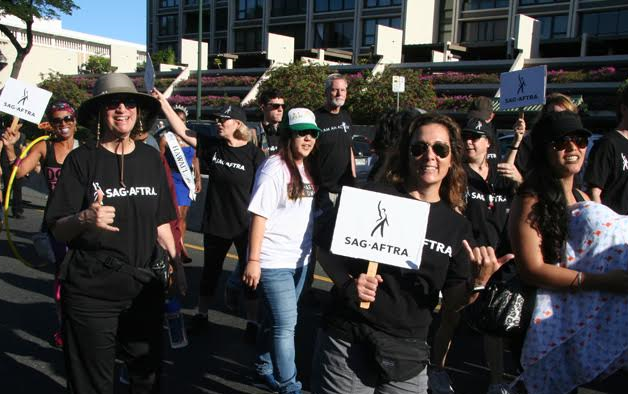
[[0, 78, 52, 124], [499, 65, 546, 111], [330, 187, 430, 308]]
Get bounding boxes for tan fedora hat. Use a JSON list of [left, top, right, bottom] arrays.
[[77, 73, 160, 130]]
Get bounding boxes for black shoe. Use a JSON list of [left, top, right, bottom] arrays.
[[186, 314, 209, 335], [244, 321, 258, 345]]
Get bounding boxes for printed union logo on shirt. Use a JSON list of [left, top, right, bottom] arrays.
[[0, 78, 52, 124], [331, 187, 430, 270]]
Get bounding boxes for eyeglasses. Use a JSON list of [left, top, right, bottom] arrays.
[[410, 141, 451, 159], [51, 115, 75, 125], [295, 129, 319, 139], [268, 103, 285, 110], [216, 117, 232, 124], [462, 133, 485, 141], [104, 97, 137, 110], [551, 135, 588, 151]]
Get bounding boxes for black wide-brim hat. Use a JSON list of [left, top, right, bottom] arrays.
[[77, 73, 161, 130]]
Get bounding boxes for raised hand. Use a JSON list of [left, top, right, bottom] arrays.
[[462, 240, 514, 286]]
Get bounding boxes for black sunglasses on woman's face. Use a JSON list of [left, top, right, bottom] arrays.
[[51, 115, 75, 125], [410, 141, 450, 158], [104, 97, 137, 110], [551, 134, 588, 151], [295, 129, 319, 139]]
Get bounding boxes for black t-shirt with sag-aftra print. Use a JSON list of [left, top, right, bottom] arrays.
[[45, 143, 176, 300], [199, 140, 264, 238]]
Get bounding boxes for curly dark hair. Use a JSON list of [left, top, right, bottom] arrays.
[[518, 114, 570, 264], [387, 113, 467, 212]]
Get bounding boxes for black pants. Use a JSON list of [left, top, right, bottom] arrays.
[[62, 282, 164, 394], [200, 231, 248, 297], [1, 170, 23, 215]]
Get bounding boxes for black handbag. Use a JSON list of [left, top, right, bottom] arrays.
[[462, 276, 535, 338], [359, 325, 429, 382]]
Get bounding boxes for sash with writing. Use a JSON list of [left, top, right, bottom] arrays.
[[164, 131, 196, 201]]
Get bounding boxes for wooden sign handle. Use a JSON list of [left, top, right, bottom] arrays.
[[359, 261, 379, 310], [9, 116, 19, 133]]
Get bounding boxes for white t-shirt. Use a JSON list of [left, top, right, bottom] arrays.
[[248, 155, 315, 269]]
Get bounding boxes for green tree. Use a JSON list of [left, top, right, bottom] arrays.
[[348, 68, 436, 124], [152, 47, 176, 65], [81, 55, 116, 74], [38, 72, 89, 110], [257, 61, 331, 111], [0, 0, 78, 78]]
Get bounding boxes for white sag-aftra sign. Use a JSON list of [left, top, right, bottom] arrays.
[[499, 65, 546, 111], [331, 186, 430, 270], [0, 78, 52, 124]]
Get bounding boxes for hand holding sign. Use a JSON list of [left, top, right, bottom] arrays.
[[331, 187, 431, 309]]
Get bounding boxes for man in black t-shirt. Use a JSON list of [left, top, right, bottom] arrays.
[[585, 88, 628, 214], [314, 73, 355, 201], [255, 88, 284, 156]]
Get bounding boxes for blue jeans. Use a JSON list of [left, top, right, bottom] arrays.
[[256, 266, 307, 394]]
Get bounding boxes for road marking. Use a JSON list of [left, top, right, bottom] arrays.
[[183, 243, 333, 284]]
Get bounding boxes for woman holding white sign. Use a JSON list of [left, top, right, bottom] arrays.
[[311, 113, 510, 394], [242, 108, 320, 394]]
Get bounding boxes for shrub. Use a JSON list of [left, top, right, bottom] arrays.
[[38, 72, 90, 110], [81, 55, 117, 74]]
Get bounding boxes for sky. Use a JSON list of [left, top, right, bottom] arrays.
[[60, 1, 146, 45]]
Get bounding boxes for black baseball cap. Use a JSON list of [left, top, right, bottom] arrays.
[[462, 118, 491, 137], [532, 111, 591, 145], [211, 105, 247, 123]]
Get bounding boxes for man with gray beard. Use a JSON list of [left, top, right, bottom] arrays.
[[314, 73, 356, 209]]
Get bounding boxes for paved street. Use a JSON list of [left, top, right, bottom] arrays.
[[0, 174, 623, 394]]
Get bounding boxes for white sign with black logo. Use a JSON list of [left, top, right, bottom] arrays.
[[499, 65, 546, 111], [0, 78, 52, 124], [331, 186, 430, 270], [392, 75, 405, 93]]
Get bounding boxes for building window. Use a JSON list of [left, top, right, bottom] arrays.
[[184, 11, 209, 34], [364, 0, 401, 7], [160, 0, 179, 8], [271, 0, 307, 17], [461, 19, 507, 42], [214, 38, 227, 53], [159, 15, 178, 36], [520, 0, 566, 5], [535, 14, 567, 39], [184, 0, 210, 5], [215, 8, 228, 31], [235, 28, 262, 52], [237, 0, 263, 20], [314, 0, 355, 13], [362, 17, 401, 47], [580, 9, 628, 37], [314, 21, 354, 48], [462, 0, 509, 10], [269, 24, 306, 48]]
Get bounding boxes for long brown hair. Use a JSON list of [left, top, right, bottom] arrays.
[[389, 113, 467, 212], [279, 130, 320, 200]]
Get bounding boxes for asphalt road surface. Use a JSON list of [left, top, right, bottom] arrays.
[[0, 176, 623, 394]]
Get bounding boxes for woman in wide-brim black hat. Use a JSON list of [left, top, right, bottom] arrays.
[[44, 73, 185, 394]]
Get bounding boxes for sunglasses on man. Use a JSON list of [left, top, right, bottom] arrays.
[[410, 141, 451, 159], [267, 103, 285, 110]]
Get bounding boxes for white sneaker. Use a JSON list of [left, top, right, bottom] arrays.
[[486, 383, 514, 394], [428, 368, 455, 394]]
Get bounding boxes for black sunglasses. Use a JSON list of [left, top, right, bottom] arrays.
[[268, 103, 285, 110], [295, 129, 319, 139], [462, 133, 485, 141], [551, 135, 588, 151], [410, 141, 451, 159], [104, 97, 137, 110], [51, 115, 75, 125]]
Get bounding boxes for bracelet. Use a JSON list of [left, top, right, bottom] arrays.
[[248, 258, 260, 262], [472, 285, 485, 292], [576, 271, 582, 289], [509, 146, 519, 150]]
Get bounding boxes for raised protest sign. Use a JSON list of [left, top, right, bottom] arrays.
[[331, 187, 430, 307], [144, 53, 156, 93], [499, 65, 546, 111], [0, 78, 52, 124]]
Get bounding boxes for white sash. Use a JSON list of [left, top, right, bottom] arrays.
[[164, 131, 196, 201]]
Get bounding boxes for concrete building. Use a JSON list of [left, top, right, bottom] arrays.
[[0, 15, 146, 85], [148, 0, 628, 66]]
